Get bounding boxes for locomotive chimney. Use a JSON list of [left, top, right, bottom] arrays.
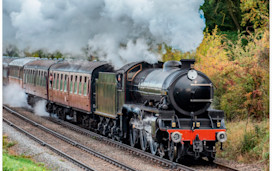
[[180, 59, 195, 70]]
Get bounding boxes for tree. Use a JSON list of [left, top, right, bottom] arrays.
[[201, 0, 241, 32], [240, 0, 269, 32], [4, 44, 19, 57]]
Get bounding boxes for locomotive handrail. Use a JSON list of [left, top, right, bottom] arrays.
[[190, 99, 213, 102], [191, 83, 212, 87]]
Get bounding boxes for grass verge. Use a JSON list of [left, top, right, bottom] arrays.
[[216, 119, 269, 169], [3, 135, 50, 171]]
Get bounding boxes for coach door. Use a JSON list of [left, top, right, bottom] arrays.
[[48, 71, 55, 101], [61, 73, 69, 106]]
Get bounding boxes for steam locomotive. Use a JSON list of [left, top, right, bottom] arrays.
[[3, 56, 227, 162]]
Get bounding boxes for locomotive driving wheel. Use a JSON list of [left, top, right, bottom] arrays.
[[139, 130, 148, 151], [149, 139, 158, 155], [129, 121, 139, 147], [158, 143, 166, 158], [168, 141, 177, 161]]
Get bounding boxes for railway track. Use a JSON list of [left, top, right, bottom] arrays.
[[213, 161, 239, 171], [3, 118, 96, 171], [3, 105, 137, 171], [3, 105, 239, 171], [48, 117, 240, 171]]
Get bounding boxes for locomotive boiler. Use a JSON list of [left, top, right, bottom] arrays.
[[3, 57, 227, 163], [132, 59, 213, 116]]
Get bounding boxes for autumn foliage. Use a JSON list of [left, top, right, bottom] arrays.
[[194, 28, 269, 120]]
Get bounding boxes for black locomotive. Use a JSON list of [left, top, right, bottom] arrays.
[[4, 57, 227, 163]]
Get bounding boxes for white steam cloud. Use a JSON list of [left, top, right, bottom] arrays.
[[34, 100, 50, 116], [3, 84, 31, 108], [3, 84, 49, 116], [3, 0, 205, 68]]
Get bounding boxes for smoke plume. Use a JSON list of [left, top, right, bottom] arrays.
[[33, 100, 50, 116], [3, 0, 205, 68], [3, 84, 31, 108]]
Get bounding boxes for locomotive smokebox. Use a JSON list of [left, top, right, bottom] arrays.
[[168, 71, 213, 116]]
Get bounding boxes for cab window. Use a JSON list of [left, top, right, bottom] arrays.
[[127, 64, 142, 81]]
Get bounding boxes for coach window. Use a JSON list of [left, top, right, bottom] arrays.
[[36, 70, 38, 85], [79, 76, 82, 95], [35, 70, 38, 85], [28, 70, 31, 83], [64, 75, 67, 92], [26, 70, 29, 83], [56, 74, 59, 90], [39, 71, 41, 86], [32, 70, 34, 84], [34, 70, 36, 85], [74, 76, 78, 94], [41, 71, 43, 86], [23, 70, 25, 83], [69, 75, 73, 93], [53, 73, 56, 89], [31, 70, 33, 84], [44, 72, 47, 87], [35, 71, 39, 85], [25, 70, 28, 83], [32, 70, 35, 84], [37, 71, 40, 86], [40, 71, 42, 86], [60, 74, 63, 91], [25, 70, 27, 83], [30, 70, 32, 84], [83, 77, 87, 96], [42, 71, 44, 86], [40, 71, 45, 87], [40, 71, 43, 86]]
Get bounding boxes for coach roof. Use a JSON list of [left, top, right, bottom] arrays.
[[3, 57, 19, 67], [50, 60, 112, 74], [24, 60, 57, 70], [9, 57, 39, 67]]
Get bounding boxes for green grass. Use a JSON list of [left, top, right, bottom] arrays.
[[3, 153, 48, 171], [3, 135, 50, 171]]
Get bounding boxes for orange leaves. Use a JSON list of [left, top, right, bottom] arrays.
[[194, 27, 269, 120]]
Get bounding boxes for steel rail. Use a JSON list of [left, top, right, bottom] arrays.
[[3, 118, 96, 171], [48, 116, 196, 171], [213, 161, 240, 171], [3, 105, 137, 171]]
